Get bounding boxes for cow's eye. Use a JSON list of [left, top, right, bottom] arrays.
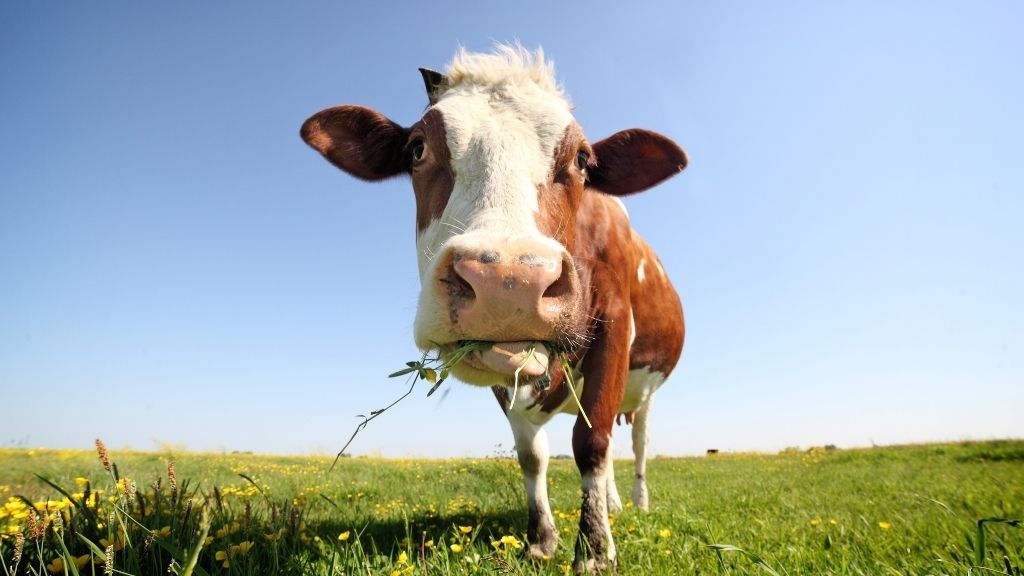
[[410, 140, 426, 162], [575, 150, 589, 172]]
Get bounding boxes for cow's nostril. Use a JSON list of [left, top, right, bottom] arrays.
[[479, 250, 501, 264], [542, 260, 572, 299], [443, 260, 476, 300]]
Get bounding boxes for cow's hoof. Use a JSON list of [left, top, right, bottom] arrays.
[[524, 542, 557, 563], [631, 484, 649, 512], [607, 491, 624, 514], [573, 556, 617, 574]]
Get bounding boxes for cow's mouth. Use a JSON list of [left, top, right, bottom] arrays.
[[444, 340, 552, 379]]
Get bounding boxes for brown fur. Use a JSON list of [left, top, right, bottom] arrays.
[[407, 109, 454, 233], [301, 70, 687, 572]]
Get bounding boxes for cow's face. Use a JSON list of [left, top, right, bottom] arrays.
[[301, 49, 686, 386]]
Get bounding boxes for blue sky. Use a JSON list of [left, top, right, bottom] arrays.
[[1, 2, 1021, 457]]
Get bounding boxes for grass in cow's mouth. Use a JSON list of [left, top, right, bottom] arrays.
[[331, 340, 592, 470]]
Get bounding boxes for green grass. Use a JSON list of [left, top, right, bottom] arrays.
[[1, 440, 1021, 575]]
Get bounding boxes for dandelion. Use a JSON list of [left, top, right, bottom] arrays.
[[215, 550, 231, 568], [338, 530, 351, 541], [658, 528, 672, 539], [234, 541, 254, 554], [100, 535, 125, 552], [396, 551, 408, 564], [450, 543, 463, 553], [878, 521, 892, 530], [809, 518, 822, 526]]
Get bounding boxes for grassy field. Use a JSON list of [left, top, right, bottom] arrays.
[[0, 440, 1021, 575]]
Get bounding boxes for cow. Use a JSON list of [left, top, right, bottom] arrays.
[[300, 46, 686, 572]]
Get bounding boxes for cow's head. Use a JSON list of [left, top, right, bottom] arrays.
[[301, 46, 686, 386]]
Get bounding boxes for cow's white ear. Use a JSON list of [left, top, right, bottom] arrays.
[[589, 129, 687, 196], [300, 105, 410, 181]]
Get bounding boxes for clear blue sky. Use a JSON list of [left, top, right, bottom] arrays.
[[2, 2, 1021, 457]]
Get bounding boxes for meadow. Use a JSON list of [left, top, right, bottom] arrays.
[[0, 440, 1021, 575]]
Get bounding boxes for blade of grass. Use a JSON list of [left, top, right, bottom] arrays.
[[509, 342, 537, 410], [559, 353, 591, 429]]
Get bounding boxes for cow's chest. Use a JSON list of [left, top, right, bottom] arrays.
[[505, 366, 667, 426]]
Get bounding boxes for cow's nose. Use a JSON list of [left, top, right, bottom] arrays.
[[454, 250, 565, 303], [445, 242, 575, 338]]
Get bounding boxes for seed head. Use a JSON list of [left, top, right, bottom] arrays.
[[28, 509, 45, 540], [167, 460, 178, 496], [13, 533, 24, 571], [95, 438, 112, 472], [105, 544, 114, 575], [52, 510, 64, 534]]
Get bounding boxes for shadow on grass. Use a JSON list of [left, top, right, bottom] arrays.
[[313, 507, 533, 551]]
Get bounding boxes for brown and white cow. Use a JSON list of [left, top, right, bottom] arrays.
[[301, 46, 686, 572]]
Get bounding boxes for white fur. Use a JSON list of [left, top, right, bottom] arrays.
[[413, 46, 576, 348], [637, 258, 647, 283], [630, 396, 654, 510], [507, 407, 556, 552], [606, 439, 624, 513], [621, 366, 665, 414]]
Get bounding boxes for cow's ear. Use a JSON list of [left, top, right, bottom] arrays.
[[300, 105, 410, 181], [589, 129, 687, 196]]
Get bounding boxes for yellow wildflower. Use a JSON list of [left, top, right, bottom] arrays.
[[396, 551, 408, 564], [658, 528, 672, 539], [425, 539, 434, 548], [100, 536, 125, 551], [449, 543, 463, 553], [458, 525, 472, 534], [879, 521, 892, 530], [502, 535, 521, 546], [155, 525, 171, 538], [215, 550, 230, 568], [809, 518, 822, 526], [73, 477, 89, 488], [338, 530, 351, 542], [233, 541, 254, 554]]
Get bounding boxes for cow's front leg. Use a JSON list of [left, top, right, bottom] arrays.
[[605, 438, 624, 513], [572, 319, 629, 572], [507, 407, 558, 559], [573, 417, 617, 573]]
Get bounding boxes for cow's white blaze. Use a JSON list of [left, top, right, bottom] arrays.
[[413, 47, 576, 348]]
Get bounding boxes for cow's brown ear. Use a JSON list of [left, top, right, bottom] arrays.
[[589, 129, 687, 196], [300, 105, 410, 181]]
